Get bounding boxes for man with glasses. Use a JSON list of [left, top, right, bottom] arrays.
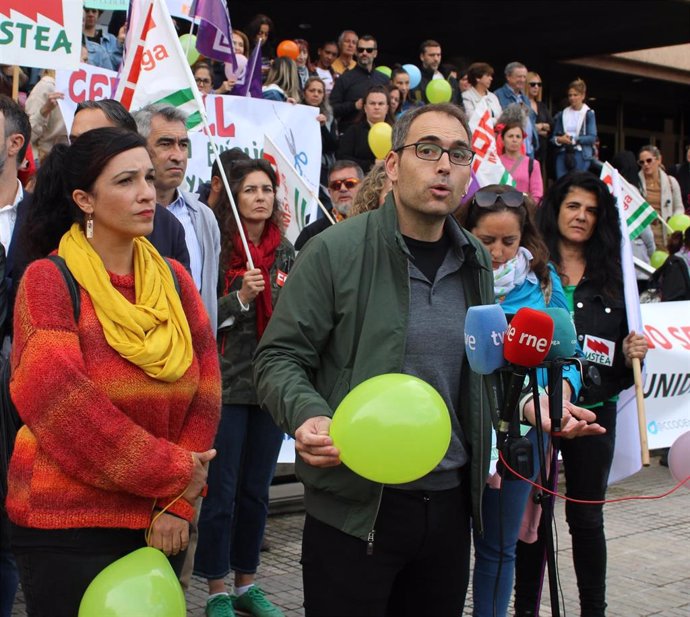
[[255, 103, 497, 616], [294, 161, 363, 251], [329, 34, 388, 134]]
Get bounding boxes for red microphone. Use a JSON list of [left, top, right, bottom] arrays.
[[498, 308, 554, 440]]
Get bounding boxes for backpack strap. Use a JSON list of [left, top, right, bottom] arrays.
[[45, 255, 80, 322], [163, 257, 181, 296]]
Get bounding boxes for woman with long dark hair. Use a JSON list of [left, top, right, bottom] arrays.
[[6, 128, 221, 616], [514, 172, 648, 617], [194, 159, 293, 617]]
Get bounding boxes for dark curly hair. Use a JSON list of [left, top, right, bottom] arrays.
[[536, 171, 622, 299]]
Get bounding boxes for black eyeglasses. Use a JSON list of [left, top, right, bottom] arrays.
[[394, 142, 474, 166], [329, 178, 360, 191], [473, 188, 525, 208], [195, 77, 212, 85], [529, 82, 542, 87], [638, 157, 655, 166], [357, 46, 376, 53]]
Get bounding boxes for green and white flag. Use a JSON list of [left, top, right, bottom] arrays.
[[468, 97, 515, 188], [114, 0, 204, 130], [600, 161, 658, 240]]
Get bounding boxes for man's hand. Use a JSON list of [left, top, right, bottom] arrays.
[[523, 395, 606, 439], [295, 416, 341, 467], [148, 512, 189, 556], [41, 92, 64, 117]]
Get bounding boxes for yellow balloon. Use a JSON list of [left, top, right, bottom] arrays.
[[329, 374, 451, 484], [367, 122, 393, 160]]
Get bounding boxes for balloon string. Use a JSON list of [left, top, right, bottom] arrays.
[[497, 449, 690, 504]]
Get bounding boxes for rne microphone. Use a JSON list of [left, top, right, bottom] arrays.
[[464, 304, 508, 375], [498, 308, 554, 444]]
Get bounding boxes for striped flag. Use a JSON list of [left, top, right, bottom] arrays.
[[190, 0, 237, 68], [600, 161, 658, 240], [468, 97, 515, 188], [114, 0, 205, 130]]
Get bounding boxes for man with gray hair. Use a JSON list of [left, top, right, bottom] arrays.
[[332, 29, 357, 75], [133, 104, 220, 331], [254, 103, 495, 615], [494, 61, 538, 157]]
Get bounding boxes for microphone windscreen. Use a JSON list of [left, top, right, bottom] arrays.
[[504, 307, 554, 367], [544, 307, 578, 360], [464, 304, 508, 375]]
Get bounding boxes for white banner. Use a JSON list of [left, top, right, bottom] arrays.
[[0, 0, 82, 70], [165, 0, 193, 19], [468, 97, 514, 187]]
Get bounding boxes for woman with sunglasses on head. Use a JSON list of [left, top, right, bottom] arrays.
[[513, 172, 648, 617], [337, 85, 394, 174], [552, 79, 597, 179], [458, 185, 603, 617], [194, 159, 293, 617], [637, 145, 684, 250]]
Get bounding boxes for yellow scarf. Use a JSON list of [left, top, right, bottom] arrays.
[[58, 224, 193, 382]]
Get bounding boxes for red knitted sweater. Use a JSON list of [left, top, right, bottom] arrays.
[[6, 257, 221, 530]]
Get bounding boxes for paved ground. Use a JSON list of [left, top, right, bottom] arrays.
[[10, 452, 689, 616]]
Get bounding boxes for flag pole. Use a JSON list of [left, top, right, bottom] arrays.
[[157, 0, 255, 269], [612, 168, 650, 466], [265, 134, 336, 225], [11, 66, 20, 102]]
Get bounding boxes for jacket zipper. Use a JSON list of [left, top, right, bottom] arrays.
[[366, 486, 384, 556]]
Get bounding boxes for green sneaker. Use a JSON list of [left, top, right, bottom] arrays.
[[206, 594, 237, 617], [233, 586, 284, 617]]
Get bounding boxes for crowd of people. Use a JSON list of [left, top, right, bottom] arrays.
[[0, 6, 688, 617]]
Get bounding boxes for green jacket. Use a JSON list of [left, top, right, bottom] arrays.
[[218, 237, 294, 404], [254, 196, 497, 539]]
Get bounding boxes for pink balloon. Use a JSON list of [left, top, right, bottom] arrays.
[[668, 431, 690, 489], [225, 55, 247, 80]]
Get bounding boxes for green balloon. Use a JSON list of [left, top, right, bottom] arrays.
[[178, 33, 200, 66], [650, 250, 668, 270], [329, 374, 451, 484], [667, 213, 690, 232], [79, 547, 186, 617], [426, 78, 452, 103], [375, 65, 392, 77]]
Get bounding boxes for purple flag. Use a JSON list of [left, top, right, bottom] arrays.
[[231, 40, 262, 98], [190, 0, 237, 68]]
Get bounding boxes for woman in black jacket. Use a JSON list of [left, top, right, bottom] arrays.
[[513, 172, 648, 617]]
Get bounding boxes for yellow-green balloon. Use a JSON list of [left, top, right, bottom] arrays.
[[375, 65, 392, 77], [426, 79, 452, 103], [667, 213, 690, 232], [650, 250, 668, 269], [179, 34, 200, 66], [329, 373, 451, 484], [368, 122, 393, 159], [79, 547, 186, 617]]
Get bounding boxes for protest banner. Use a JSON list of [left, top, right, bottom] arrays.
[[468, 97, 514, 188], [84, 0, 129, 9], [610, 300, 690, 482], [0, 0, 82, 69], [165, 0, 192, 19]]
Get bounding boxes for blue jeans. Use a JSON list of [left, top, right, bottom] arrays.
[[473, 428, 542, 617], [193, 404, 283, 579], [0, 549, 19, 617]]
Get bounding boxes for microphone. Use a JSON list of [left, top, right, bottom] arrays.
[[498, 308, 554, 445], [543, 308, 577, 433], [464, 304, 508, 375]]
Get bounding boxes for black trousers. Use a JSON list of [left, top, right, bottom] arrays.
[[12, 526, 186, 617], [301, 481, 471, 617], [514, 401, 618, 617]]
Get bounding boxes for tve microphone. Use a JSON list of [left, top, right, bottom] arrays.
[[498, 308, 554, 443], [464, 305, 508, 375], [545, 308, 577, 361]]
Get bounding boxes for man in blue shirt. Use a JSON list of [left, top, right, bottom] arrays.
[[494, 61, 538, 157]]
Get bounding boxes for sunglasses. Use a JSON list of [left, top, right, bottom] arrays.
[[529, 82, 542, 87], [473, 188, 525, 209], [357, 46, 376, 53], [638, 157, 655, 166], [329, 178, 360, 191]]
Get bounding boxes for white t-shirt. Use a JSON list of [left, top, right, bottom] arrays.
[[315, 67, 335, 95]]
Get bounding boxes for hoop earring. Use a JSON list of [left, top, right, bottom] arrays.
[[86, 213, 94, 239]]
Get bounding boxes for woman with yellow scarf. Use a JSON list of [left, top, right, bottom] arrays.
[[5, 128, 221, 617]]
